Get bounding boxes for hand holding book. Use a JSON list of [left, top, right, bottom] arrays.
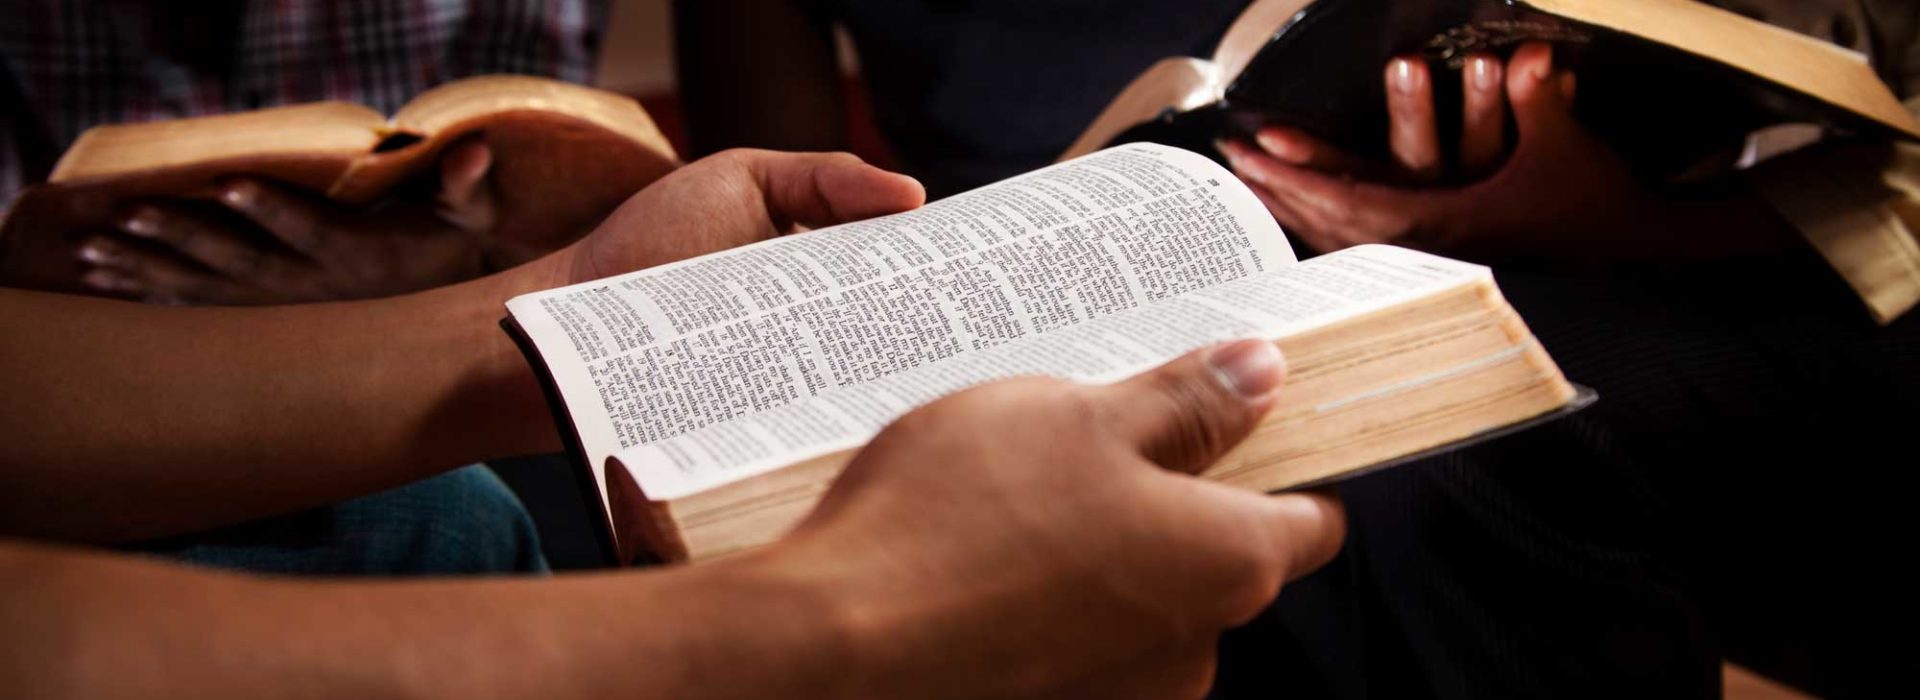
[[0, 76, 683, 303], [506, 144, 1585, 562], [1219, 43, 1801, 263], [0, 153, 1350, 699], [75, 139, 500, 305], [0, 148, 927, 543], [556, 150, 927, 289], [756, 339, 1343, 699]]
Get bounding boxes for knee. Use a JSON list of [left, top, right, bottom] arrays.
[[355, 465, 549, 575]]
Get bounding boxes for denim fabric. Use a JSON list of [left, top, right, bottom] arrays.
[[128, 465, 548, 576]]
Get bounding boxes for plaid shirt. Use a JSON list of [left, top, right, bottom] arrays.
[[0, 0, 607, 208]]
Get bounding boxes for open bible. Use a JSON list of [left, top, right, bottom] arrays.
[[0, 75, 678, 294], [1065, 0, 1920, 180], [504, 145, 1588, 563]]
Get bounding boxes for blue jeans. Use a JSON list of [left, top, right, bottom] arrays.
[[127, 465, 548, 576]]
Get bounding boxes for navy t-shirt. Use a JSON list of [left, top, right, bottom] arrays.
[[815, 0, 1250, 196]]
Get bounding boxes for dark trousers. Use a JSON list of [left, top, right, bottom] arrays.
[[1216, 249, 1920, 699]]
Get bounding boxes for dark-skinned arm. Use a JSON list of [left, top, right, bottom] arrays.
[[0, 150, 926, 544], [1, 337, 1343, 700]]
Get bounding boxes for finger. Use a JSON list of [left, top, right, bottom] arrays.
[[1262, 193, 1352, 253], [1264, 490, 1346, 582], [1220, 140, 1411, 250], [75, 242, 148, 296], [1219, 137, 1328, 207], [216, 178, 332, 258], [1156, 648, 1220, 700], [1385, 57, 1441, 181], [1245, 128, 1373, 177], [1149, 478, 1346, 626], [1238, 174, 1311, 232], [1221, 139, 1344, 236], [1228, 165, 1349, 254], [1505, 42, 1579, 144], [1096, 338, 1286, 475], [1221, 141, 1348, 250], [76, 235, 250, 304], [1216, 141, 1316, 226], [739, 150, 927, 230], [115, 204, 277, 278], [1459, 53, 1507, 178], [1240, 169, 1346, 253], [1079, 646, 1218, 700], [436, 137, 497, 232], [1196, 484, 1347, 603]]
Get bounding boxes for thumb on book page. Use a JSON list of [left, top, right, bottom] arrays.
[[1096, 339, 1286, 475], [435, 137, 497, 232], [741, 150, 927, 230]]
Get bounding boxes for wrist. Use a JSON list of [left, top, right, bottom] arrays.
[[737, 528, 981, 700], [409, 254, 574, 462], [656, 544, 868, 700]]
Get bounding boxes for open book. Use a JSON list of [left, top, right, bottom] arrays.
[[1065, 0, 1920, 179], [0, 75, 678, 293], [504, 145, 1587, 563]]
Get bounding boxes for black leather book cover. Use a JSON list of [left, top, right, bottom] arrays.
[[501, 316, 625, 566], [1109, 0, 1911, 182]]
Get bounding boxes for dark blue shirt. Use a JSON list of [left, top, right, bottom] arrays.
[[816, 0, 1250, 196]]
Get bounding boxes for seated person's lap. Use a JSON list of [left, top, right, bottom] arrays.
[[125, 465, 548, 576]]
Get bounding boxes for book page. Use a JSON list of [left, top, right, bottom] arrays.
[[389, 75, 668, 147], [48, 102, 383, 185], [1525, 0, 1920, 138], [619, 245, 1492, 501], [506, 145, 1293, 501]]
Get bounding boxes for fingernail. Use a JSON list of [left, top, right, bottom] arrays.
[[469, 142, 493, 172], [81, 269, 134, 292], [1533, 45, 1555, 81], [1216, 142, 1264, 184], [77, 242, 115, 264], [1559, 72, 1577, 99], [1390, 59, 1421, 94], [221, 181, 255, 207], [1208, 339, 1286, 399], [1255, 130, 1308, 164], [122, 209, 158, 237], [1471, 55, 1500, 91]]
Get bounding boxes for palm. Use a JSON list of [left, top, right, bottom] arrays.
[[564, 150, 926, 286]]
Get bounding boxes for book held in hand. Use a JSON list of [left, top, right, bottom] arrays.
[[1066, 0, 1920, 179], [504, 145, 1588, 564], [0, 75, 678, 293]]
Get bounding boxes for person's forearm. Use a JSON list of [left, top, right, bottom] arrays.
[[0, 258, 568, 543], [0, 539, 857, 699]]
